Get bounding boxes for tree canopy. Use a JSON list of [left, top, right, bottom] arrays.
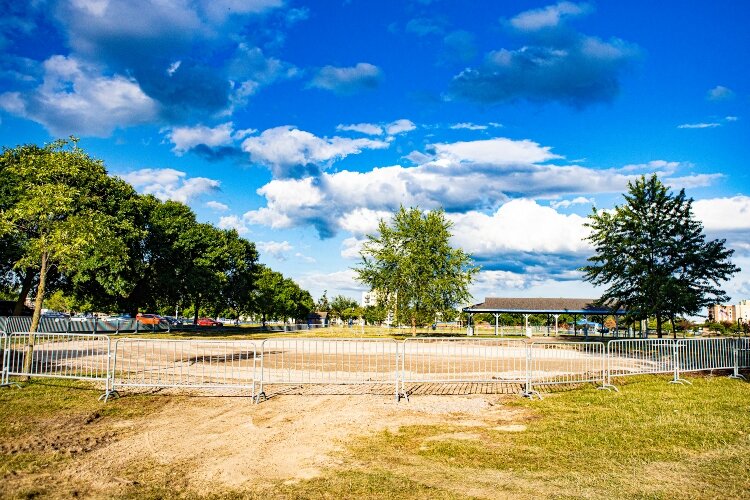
[[582, 175, 740, 337], [354, 206, 478, 334], [0, 138, 313, 329]]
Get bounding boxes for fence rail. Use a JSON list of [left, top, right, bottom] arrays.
[[111, 338, 259, 399], [258, 338, 400, 400], [1, 335, 748, 401]]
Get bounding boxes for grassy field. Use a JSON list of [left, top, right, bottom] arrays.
[[1, 374, 748, 499]]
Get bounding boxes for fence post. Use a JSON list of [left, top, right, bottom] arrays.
[[522, 342, 541, 399], [670, 340, 691, 385], [599, 341, 618, 391], [254, 339, 267, 403]]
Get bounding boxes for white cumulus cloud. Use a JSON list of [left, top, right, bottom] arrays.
[[0, 55, 157, 137], [449, 199, 592, 256], [509, 1, 591, 31], [693, 196, 750, 231], [241, 125, 389, 178], [217, 215, 249, 234], [257, 240, 293, 260], [206, 201, 229, 212], [118, 168, 220, 204], [309, 62, 382, 94]]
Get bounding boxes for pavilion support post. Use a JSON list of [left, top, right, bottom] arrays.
[[467, 313, 473, 336], [584, 314, 589, 340], [614, 316, 619, 339], [546, 314, 550, 337], [524, 314, 531, 338], [494, 313, 499, 336], [574, 314, 577, 336], [554, 314, 559, 337]]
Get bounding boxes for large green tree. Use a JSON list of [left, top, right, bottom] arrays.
[[329, 295, 359, 323], [354, 206, 478, 335], [0, 139, 129, 333], [582, 175, 740, 337]]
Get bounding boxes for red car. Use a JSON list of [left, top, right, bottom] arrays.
[[197, 317, 223, 327]]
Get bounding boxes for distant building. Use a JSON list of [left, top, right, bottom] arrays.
[[361, 290, 380, 308], [708, 300, 750, 323], [736, 300, 750, 323]]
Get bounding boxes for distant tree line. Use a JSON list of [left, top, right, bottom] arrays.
[[0, 138, 314, 330]]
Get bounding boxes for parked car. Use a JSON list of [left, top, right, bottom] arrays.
[[136, 313, 163, 325], [70, 314, 94, 322], [197, 317, 223, 327], [163, 316, 182, 326]]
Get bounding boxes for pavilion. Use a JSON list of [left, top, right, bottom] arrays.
[[462, 297, 629, 337]]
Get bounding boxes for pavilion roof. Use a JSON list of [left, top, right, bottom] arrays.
[[463, 297, 624, 315]]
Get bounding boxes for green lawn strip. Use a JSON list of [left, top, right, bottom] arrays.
[[318, 375, 750, 499]]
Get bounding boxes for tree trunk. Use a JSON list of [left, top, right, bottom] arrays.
[[13, 269, 35, 316], [670, 315, 677, 340], [262, 312, 266, 327], [656, 315, 663, 338], [411, 315, 416, 336], [193, 297, 201, 325], [23, 252, 48, 379]]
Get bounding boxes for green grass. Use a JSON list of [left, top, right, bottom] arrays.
[[1, 374, 748, 498], [333, 374, 750, 499]]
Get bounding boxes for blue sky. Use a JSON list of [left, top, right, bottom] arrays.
[[2, 1, 749, 308]]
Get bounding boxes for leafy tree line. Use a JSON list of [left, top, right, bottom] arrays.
[[0, 138, 314, 329]]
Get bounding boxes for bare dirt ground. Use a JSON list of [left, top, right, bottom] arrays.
[[58, 391, 527, 497]]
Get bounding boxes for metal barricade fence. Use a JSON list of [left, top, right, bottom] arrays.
[[2, 332, 112, 396], [606, 339, 677, 384], [111, 338, 258, 397], [258, 338, 400, 400], [0, 332, 7, 386], [677, 338, 736, 373], [401, 338, 527, 395], [527, 342, 607, 393]]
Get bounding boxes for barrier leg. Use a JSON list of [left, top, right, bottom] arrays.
[[669, 342, 691, 385], [522, 346, 542, 399], [598, 347, 619, 392], [729, 349, 747, 381]]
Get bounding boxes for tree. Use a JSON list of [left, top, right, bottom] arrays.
[[316, 290, 330, 313], [0, 139, 128, 332], [329, 295, 359, 324], [362, 304, 387, 325], [251, 266, 284, 326], [582, 175, 740, 337], [354, 206, 478, 335]]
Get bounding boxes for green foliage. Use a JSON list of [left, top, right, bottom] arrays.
[[355, 206, 478, 333], [362, 304, 387, 325], [329, 294, 359, 322], [0, 138, 314, 325], [582, 175, 740, 337], [250, 266, 312, 325], [0, 138, 129, 330]]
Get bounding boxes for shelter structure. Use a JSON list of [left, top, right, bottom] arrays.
[[462, 297, 628, 337]]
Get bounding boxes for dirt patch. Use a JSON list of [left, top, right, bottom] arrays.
[[0, 411, 115, 458], [65, 393, 526, 495]]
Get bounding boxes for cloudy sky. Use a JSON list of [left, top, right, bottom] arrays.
[[2, 1, 749, 308]]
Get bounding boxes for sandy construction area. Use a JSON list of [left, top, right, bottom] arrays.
[[60, 392, 528, 496]]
